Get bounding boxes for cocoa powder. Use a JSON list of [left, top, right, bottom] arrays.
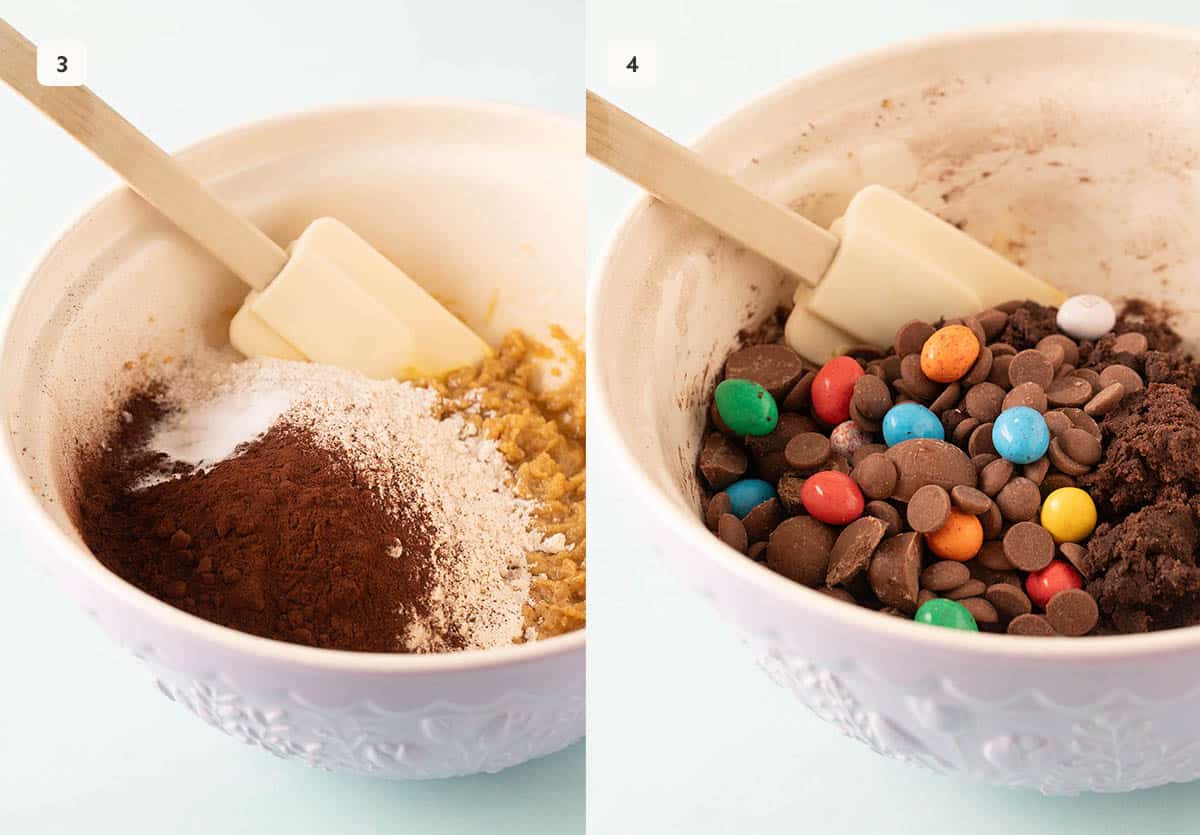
[[78, 395, 449, 652]]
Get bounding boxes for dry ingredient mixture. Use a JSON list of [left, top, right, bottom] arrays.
[[77, 330, 585, 653], [697, 297, 1200, 637]]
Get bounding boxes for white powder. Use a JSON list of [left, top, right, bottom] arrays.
[[144, 348, 559, 652]]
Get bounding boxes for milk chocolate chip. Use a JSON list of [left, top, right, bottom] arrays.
[[766, 516, 835, 587], [826, 516, 888, 586], [884, 439, 976, 501], [725, 344, 806, 399], [1045, 588, 1099, 636], [699, 432, 748, 491], [851, 453, 898, 500], [1007, 613, 1057, 636], [1003, 521, 1055, 572], [852, 374, 893, 421], [867, 532, 923, 612], [717, 513, 748, 554], [907, 484, 952, 533]]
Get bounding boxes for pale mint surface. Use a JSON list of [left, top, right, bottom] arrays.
[[0, 1, 582, 832], [587, 0, 1200, 832]]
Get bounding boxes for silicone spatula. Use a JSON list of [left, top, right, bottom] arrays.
[[586, 91, 1064, 362], [0, 19, 490, 380]]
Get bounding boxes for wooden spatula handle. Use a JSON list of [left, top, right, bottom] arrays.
[[0, 18, 286, 291], [586, 90, 838, 287]]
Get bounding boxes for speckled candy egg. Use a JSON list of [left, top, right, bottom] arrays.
[[882, 402, 945, 447], [1056, 294, 1116, 341], [830, 420, 870, 459], [992, 406, 1050, 464]]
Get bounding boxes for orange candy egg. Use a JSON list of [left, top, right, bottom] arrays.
[[924, 510, 984, 562], [920, 325, 980, 383]]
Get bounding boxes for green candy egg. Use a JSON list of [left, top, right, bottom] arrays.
[[914, 598, 979, 632], [714, 378, 778, 437]]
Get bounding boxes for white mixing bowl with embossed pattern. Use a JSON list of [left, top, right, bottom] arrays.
[[0, 101, 584, 779], [592, 24, 1200, 794]]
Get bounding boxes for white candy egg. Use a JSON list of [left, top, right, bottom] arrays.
[[1056, 294, 1116, 341], [830, 420, 869, 459]]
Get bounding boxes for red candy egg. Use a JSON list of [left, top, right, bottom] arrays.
[[1025, 559, 1084, 610], [811, 356, 864, 425], [800, 471, 864, 525]]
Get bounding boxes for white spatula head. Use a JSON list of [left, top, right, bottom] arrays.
[[788, 186, 1065, 360], [230, 218, 492, 379]]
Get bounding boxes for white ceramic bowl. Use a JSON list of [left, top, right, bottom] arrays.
[[592, 23, 1200, 795], [0, 101, 584, 779]]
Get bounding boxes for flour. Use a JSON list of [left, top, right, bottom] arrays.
[[143, 348, 559, 652]]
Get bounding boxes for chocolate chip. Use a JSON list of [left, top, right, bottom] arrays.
[[867, 532, 923, 612], [986, 583, 1033, 621], [705, 492, 731, 530], [1003, 382, 1047, 413], [977, 308, 1009, 340], [1047, 437, 1091, 477], [849, 399, 883, 433], [1037, 334, 1080, 367], [851, 443, 888, 467], [1072, 367, 1103, 395], [946, 579, 987, 600], [699, 432, 748, 490], [852, 374, 893, 421], [781, 371, 817, 412], [819, 585, 856, 603], [1023, 457, 1050, 485], [1062, 407, 1101, 440], [907, 484, 952, 533], [973, 562, 1020, 587], [967, 421, 997, 457], [950, 484, 991, 515], [851, 453, 898, 500], [900, 353, 941, 399], [1045, 375, 1092, 407], [874, 355, 903, 383], [1007, 613, 1057, 636], [971, 452, 998, 472], [964, 382, 1005, 422], [1060, 427, 1102, 467], [980, 501, 1004, 539], [959, 596, 1000, 628], [961, 316, 988, 348], [777, 473, 806, 515], [748, 541, 768, 563], [920, 560, 971, 591], [1111, 331, 1149, 355], [1038, 340, 1066, 371], [1040, 473, 1077, 496], [743, 498, 782, 542], [962, 346, 994, 386], [977, 540, 1013, 570], [766, 516, 835, 587], [1060, 542, 1088, 574], [726, 344, 806, 399], [895, 320, 935, 357], [989, 341, 1017, 356], [885, 439, 977, 501], [996, 477, 1041, 522], [827, 516, 889, 586], [917, 588, 937, 607], [1084, 381, 1125, 417], [1003, 521, 1055, 571], [1099, 363, 1144, 396], [1009, 349, 1055, 388], [710, 400, 739, 438], [1056, 362, 1076, 381], [717, 513, 748, 554], [785, 432, 832, 471], [746, 414, 816, 481], [978, 458, 1014, 496], [865, 500, 904, 536], [1043, 410, 1072, 437], [988, 354, 1014, 387], [929, 382, 962, 415], [953, 416, 981, 445], [1045, 588, 1099, 636]]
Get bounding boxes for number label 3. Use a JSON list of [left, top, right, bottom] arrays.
[[37, 40, 86, 86]]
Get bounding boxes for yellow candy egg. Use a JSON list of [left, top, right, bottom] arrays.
[[1040, 487, 1097, 543]]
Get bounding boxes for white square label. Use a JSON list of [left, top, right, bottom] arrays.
[[607, 41, 656, 89], [37, 40, 86, 86]]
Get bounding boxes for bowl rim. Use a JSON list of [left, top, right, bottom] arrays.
[[0, 98, 584, 674], [589, 20, 1200, 661]]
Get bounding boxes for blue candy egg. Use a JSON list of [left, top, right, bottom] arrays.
[[882, 402, 945, 447], [992, 406, 1050, 464], [725, 478, 777, 518]]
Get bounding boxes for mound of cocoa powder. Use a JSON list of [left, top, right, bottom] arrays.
[[78, 395, 450, 652]]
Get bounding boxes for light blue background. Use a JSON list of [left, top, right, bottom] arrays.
[[0, 2, 583, 833], [587, 2, 1200, 833]]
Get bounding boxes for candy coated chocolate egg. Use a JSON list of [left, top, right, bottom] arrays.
[[1040, 487, 1097, 543], [920, 324, 980, 383], [830, 420, 870, 459], [800, 470, 864, 525], [914, 598, 979, 631], [1056, 294, 1116, 341], [992, 406, 1050, 464], [811, 356, 864, 425], [882, 402, 945, 447], [924, 509, 983, 561], [1025, 559, 1084, 609], [726, 478, 777, 518], [715, 378, 778, 436]]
